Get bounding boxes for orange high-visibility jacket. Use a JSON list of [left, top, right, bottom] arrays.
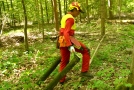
[[59, 14, 81, 48]]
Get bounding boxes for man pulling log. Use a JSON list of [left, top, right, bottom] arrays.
[[57, 2, 94, 84]]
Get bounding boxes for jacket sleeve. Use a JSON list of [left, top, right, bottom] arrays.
[[63, 18, 74, 47]]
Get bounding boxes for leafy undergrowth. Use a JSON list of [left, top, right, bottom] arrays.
[[0, 23, 134, 90]]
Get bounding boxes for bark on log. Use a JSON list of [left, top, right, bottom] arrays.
[[37, 56, 61, 85], [45, 54, 80, 90], [107, 20, 134, 24]]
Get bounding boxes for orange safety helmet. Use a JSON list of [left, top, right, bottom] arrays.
[[69, 2, 84, 13]]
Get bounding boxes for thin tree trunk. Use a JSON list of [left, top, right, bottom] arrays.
[[65, 0, 67, 14], [53, 0, 59, 31], [100, 0, 106, 36], [51, 0, 54, 23], [0, 2, 2, 15], [64, 0, 67, 15], [118, 0, 122, 23], [108, 0, 114, 19], [16, 1, 21, 26], [40, 0, 45, 42], [1, 1, 5, 34], [45, 0, 49, 24], [0, 3, 2, 28], [6, 0, 9, 11], [2, 1, 5, 11], [10, 0, 15, 26], [21, 0, 29, 52], [34, 0, 40, 31], [58, 0, 62, 21], [86, 0, 90, 23]]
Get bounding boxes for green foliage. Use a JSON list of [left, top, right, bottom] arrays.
[[123, 1, 134, 12], [0, 81, 12, 90], [1, 24, 134, 89], [92, 80, 111, 90], [0, 0, 134, 28]]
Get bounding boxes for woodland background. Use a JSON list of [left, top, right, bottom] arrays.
[[0, 0, 134, 90]]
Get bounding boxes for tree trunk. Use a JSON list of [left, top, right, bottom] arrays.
[[34, 0, 40, 31], [10, 0, 15, 27], [108, 0, 114, 19], [0, 3, 2, 29], [53, 0, 59, 31], [21, 0, 29, 52], [100, 0, 106, 36], [118, 0, 122, 22], [0, 3, 2, 15], [51, 0, 54, 23], [6, 0, 9, 11], [1, 1, 5, 34], [65, 0, 68, 14], [86, 0, 90, 23], [40, 0, 45, 42], [1, 15, 8, 34], [58, 0, 62, 21], [45, 0, 49, 24], [2, 1, 5, 11], [64, 0, 67, 15]]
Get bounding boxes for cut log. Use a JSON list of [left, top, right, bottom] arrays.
[[36, 56, 61, 85], [45, 54, 80, 90], [107, 20, 134, 24]]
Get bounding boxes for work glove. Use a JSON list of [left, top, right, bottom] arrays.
[[69, 46, 75, 52]]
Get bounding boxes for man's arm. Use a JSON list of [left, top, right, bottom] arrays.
[[64, 18, 74, 47]]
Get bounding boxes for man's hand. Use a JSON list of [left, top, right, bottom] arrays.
[[69, 46, 75, 52]]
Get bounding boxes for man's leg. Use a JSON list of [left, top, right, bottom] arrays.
[[75, 42, 93, 78], [59, 47, 70, 83], [75, 42, 90, 72]]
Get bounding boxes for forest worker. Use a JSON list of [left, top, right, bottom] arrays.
[[58, 2, 93, 84]]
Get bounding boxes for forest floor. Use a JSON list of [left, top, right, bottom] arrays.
[[0, 22, 134, 90]]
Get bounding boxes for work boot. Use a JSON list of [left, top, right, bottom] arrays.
[[80, 72, 94, 78], [59, 77, 71, 85]]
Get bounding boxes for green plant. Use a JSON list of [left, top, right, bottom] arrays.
[[0, 81, 12, 90], [92, 80, 111, 90]]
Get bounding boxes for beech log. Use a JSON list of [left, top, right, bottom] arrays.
[[45, 54, 80, 90]]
